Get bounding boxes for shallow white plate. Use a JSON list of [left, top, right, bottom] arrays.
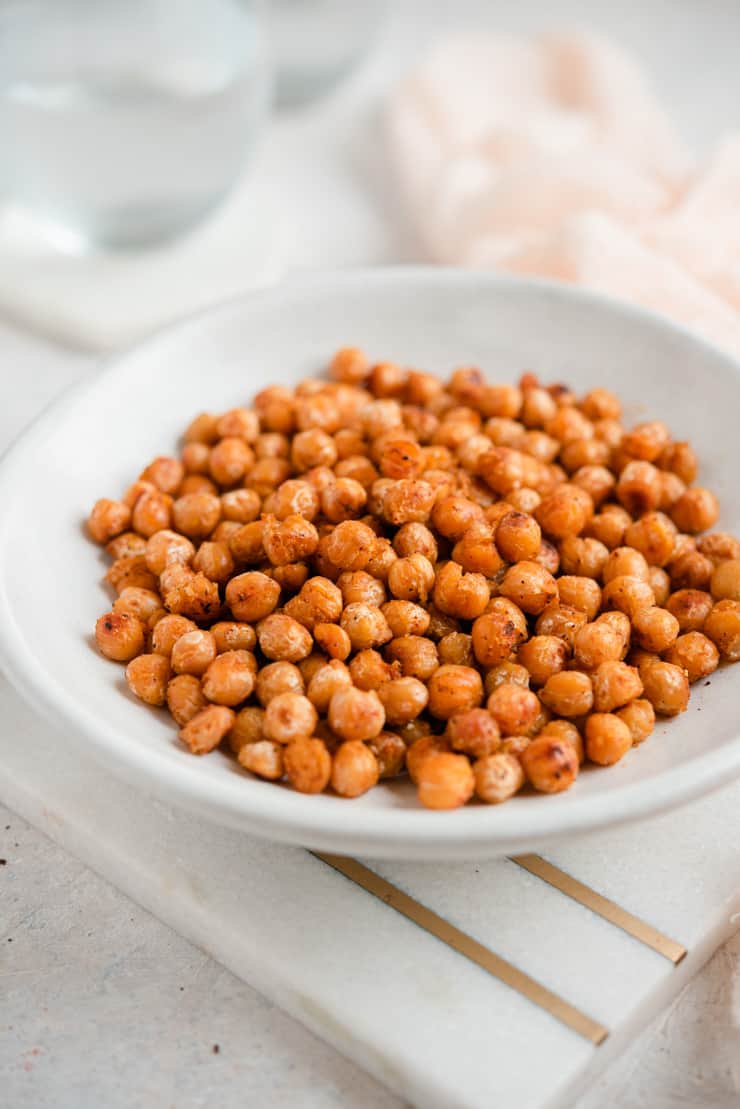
[[2, 269, 740, 860]]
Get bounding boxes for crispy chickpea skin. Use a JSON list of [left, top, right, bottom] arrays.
[[257, 615, 313, 662], [585, 713, 633, 765], [664, 632, 719, 683], [616, 699, 655, 745], [487, 683, 540, 735], [180, 705, 235, 755], [377, 677, 429, 725], [640, 659, 690, 716], [591, 660, 643, 713], [499, 561, 558, 615], [331, 742, 380, 798], [238, 740, 284, 781], [284, 737, 332, 794], [202, 650, 256, 706], [263, 692, 319, 744], [95, 611, 146, 662], [473, 753, 524, 803], [427, 665, 483, 719], [665, 589, 713, 632], [540, 671, 593, 717], [88, 498, 132, 544], [329, 687, 385, 741]]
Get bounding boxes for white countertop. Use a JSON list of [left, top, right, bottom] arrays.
[[2, 1, 740, 1104]]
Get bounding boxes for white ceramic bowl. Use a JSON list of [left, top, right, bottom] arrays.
[[2, 270, 740, 860]]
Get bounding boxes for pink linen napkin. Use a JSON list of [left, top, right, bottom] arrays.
[[388, 30, 740, 356]]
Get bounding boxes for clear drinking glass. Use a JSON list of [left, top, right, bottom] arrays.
[[0, 0, 272, 248]]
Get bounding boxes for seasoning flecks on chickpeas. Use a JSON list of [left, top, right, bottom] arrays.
[[88, 348, 740, 809]]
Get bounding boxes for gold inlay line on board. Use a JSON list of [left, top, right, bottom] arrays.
[[512, 855, 687, 966], [314, 852, 609, 1046]]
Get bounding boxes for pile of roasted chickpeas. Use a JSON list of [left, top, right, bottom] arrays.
[[89, 349, 740, 809]]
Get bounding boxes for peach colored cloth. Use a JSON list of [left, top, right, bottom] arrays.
[[388, 31, 740, 355]]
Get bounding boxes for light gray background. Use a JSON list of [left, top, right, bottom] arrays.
[[2, 0, 740, 1105]]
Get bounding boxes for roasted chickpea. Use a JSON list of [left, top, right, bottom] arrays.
[[106, 531, 148, 560], [131, 489, 173, 538], [615, 699, 655, 746], [630, 606, 680, 653], [227, 705, 266, 754], [179, 474, 218, 497], [330, 742, 379, 798], [191, 541, 234, 585], [383, 637, 437, 683], [639, 659, 690, 716], [88, 498, 132, 544], [257, 614, 313, 662], [340, 603, 392, 650], [591, 660, 643, 713], [669, 548, 713, 591], [348, 649, 396, 690], [169, 629, 216, 677], [570, 465, 615, 507], [380, 479, 436, 526], [329, 345, 369, 383], [416, 752, 475, 810], [664, 632, 719, 683], [580, 387, 621, 421], [329, 687, 385, 741], [535, 485, 593, 539], [95, 611, 146, 662], [670, 487, 720, 533], [623, 512, 676, 567], [180, 704, 234, 755], [696, 532, 740, 565], [393, 522, 438, 564], [621, 420, 669, 462], [540, 671, 593, 717], [452, 521, 505, 577], [445, 708, 500, 759], [228, 520, 265, 565], [556, 575, 601, 620], [388, 553, 436, 602], [313, 622, 352, 660], [381, 600, 431, 638], [432, 562, 489, 620], [225, 571, 280, 623], [585, 505, 632, 549], [493, 511, 540, 563], [284, 737, 332, 794], [471, 608, 524, 668], [167, 673, 208, 727], [559, 536, 609, 579], [144, 529, 195, 575], [486, 683, 540, 736], [337, 571, 385, 608], [535, 603, 587, 649], [437, 631, 475, 668], [666, 589, 713, 632], [704, 599, 740, 661], [263, 692, 318, 744], [710, 558, 740, 602], [427, 665, 483, 719], [367, 731, 407, 779], [322, 520, 376, 571], [201, 650, 256, 707], [647, 566, 671, 607], [499, 560, 558, 615], [585, 713, 633, 765], [112, 586, 163, 625], [377, 677, 429, 725], [602, 547, 650, 584], [284, 577, 343, 630], [540, 719, 584, 762], [517, 635, 568, 686], [521, 734, 579, 792], [473, 752, 524, 803], [365, 538, 398, 581], [602, 575, 655, 619], [616, 460, 662, 515], [484, 661, 530, 695], [171, 492, 221, 540], [320, 478, 367, 523], [255, 661, 304, 706], [125, 653, 170, 706], [238, 740, 284, 781]]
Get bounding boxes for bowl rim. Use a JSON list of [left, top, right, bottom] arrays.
[[2, 266, 740, 857]]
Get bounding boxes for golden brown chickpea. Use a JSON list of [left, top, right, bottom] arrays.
[[131, 489, 173, 539], [299, 650, 329, 685], [664, 632, 719, 683], [623, 512, 676, 567], [329, 345, 369, 383], [123, 479, 157, 509], [616, 699, 655, 745], [257, 614, 313, 662], [167, 673, 208, 727], [558, 536, 609, 579], [179, 474, 218, 497], [208, 437, 254, 487], [238, 740, 284, 781], [268, 561, 310, 594], [172, 492, 221, 540], [330, 741, 379, 798], [544, 405, 593, 444], [387, 553, 436, 602], [630, 606, 680, 653], [225, 571, 280, 623], [340, 603, 392, 651], [499, 560, 558, 615], [471, 609, 523, 668], [112, 586, 163, 625], [506, 487, 541, 514], [284, 737, 332, 794], [416, 752, 475, 810], [392, 522, 438, 564], [517, 635, 568, 686], [183, 411, 220, 445], [516, 429, 562, 464], [580, 387, 621, 421], [347, 649, 396, 690], [209, 621, 257, 654], [264, 479, 319, 522], [540, 670, 593, 717], [385, 636, 439, 681], [370, 360, 408, 397], [666, 589, 713, 632], [437, 631, 475, 668], [105, 531, 148, 560], [621, 420, 669, 462], [192, 541, 234, 585], [591, 660, 643, 713], [432, 562, 489, 621], [556, 575, 601, 620], [144, 530, 195, 575], [202, 650, 256, 707], [534, 485, 593, 540], [255, 661, 304, 706], [484, 661, 530, 695], [290, 429, 337, 472], [593, 419, 624, 448], [473, 752, 524, 803], [305, 659, 351, 713], [658, 440, 698, 484], [585, 713, 633, 765], [125, 653, 170, 706], [585, 505, 632, 549], [670, 487, 720, 533], [328, 686, 385, 741], [570, 465, 615, 507], [405, 734, 451, 782], [451, 521, 504, 578], [492, 511, 540, 563], [151, 614, 197, 657], [427, 665, 483, 719], [696, 532, 740, 565], [616, 460, 662, 515], [263, 692, 318, 744], [228, 705, 266, 754], [181, 442, 212, 475], [573, 620, 624, 669], [159, 565, 220, 622], [533, 539, 560, 577], [380, 479, 436, 526], [476, 383, 521, 420], [486, 683, 540, 736], [321, 520, 376, 572], [313, 622, 352, 660], [365, 537, 398, 581], [262, 514, 319, 566], [337, 571, 385, 608], [179, 704, 234, 755], [95, 611, 146, 662], [215, 407, 259, 443], [255, 432, 290, 460], [704, 599, 740, 660], [640, 659, 690, 716], [228, 520, 265, 565], [254, 386, 295, 434], [428, 495, 483, 541], [535, 603, 587, 648], [602, 575, 655, 619], [366, 731, 406, 779], [521, 734, 579, 793], [446, 708, 500, 759], [669, 549, 714, 592], [381, 600, 430, 638], [602, 546, 650, 584], [283, 577, 343, 630], [378, 677, 429, 725], [648, 566, 671, 607], [520, 386, 557, 429], [559, 437, 609, 472], [710, 558, 740, 602], [170, 629, 217, 677], [378, 438, 424, 481], [88, 498, 132, 544], [659, 471, 687, 511], [539, 719, 583, 762], [319, 478, 366, 524]]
